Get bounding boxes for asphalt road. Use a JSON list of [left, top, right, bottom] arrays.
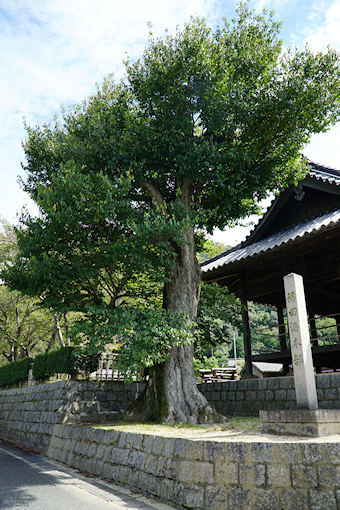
[[0, 440, 172, 510]]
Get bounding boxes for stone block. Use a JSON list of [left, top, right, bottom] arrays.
[[135, 451, 147, 471], [265, 390, 274, 400], [152, 435, 164, 455], [204, 391, 212, 401], [183, 485, 204, 508], [146, 474, 162, 496], [252, 442, 274, 463], [178, 460, 195, 483], [317, 465, 338, 488], [275, 389, 287, 400], [174, 438, 186, 458], [186, 440, 203, 461], [267, 378, 280, 389], [274, 443, 303, 464], [279, 376, 293, 389], [302, 444, 325, 464], [236, 380, 247, 390], [163, 437, 175, 458], [144, 454, 158, 475], [325, 443, 340, 464], [127, 449, 138, 467], [257, 390, 266, 401], [215, 401, 224, 411], [165, 458, 179, 480], [118, 465, 131, 484], [172, 482, 184, 506], [229, 488, 252, 510], [316, 374, 332, 389], [127, 468, 140, 489], [310, 490, 337, 510], [239, 464, 265, 488], [204, 441, 225, 462], [130, 432, 142, 451], [117, 432, 126, 448], [204, 486, 228, 510], [281, 488, 308, 509], [156, 456, 168, 477], [261, 409, 340, 437], [316, 389, 324, 401], [235, 392, 245, 401], [253, 488, 281, 510], [214, 460, 238, 485], [141, 434, 153, 454], [267, 464, 291, 487], [193, 462, 214, 485], [225, 443, 251, 463], [246, 391, 257, 401], [325, 388, 338, 400], [292, 465, 318, 488], [160, 478, 174, 501], [211, 391, 221, 401], [245, 379, 257, 390]]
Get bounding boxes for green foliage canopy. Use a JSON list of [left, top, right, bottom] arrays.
[[4, 3, 340, 367]]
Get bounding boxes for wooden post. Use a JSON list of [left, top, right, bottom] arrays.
[[276, 303, 289, 375], [336, 316, 340, 342], [240, 277, 253, 376]]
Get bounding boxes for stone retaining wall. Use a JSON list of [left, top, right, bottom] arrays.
[[0, 380, 145, 453], [47, 423, 340, 509], [1, 377, 340, 508], [199, 372, 340, 416]]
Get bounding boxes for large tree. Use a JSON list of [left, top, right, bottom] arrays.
[[5, 4, 340, 422]]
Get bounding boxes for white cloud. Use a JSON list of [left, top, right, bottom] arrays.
[[1, 0, 340, 227], [304, 1, 340, 50], [0, 0, 221, 221]]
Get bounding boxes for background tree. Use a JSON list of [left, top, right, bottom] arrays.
[[5, 3, 340, 423], [0, 217, 70, 364]]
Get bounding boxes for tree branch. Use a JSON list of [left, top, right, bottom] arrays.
[[139, 181, 165, 208]]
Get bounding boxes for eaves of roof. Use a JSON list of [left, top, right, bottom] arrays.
[[307, 161, 340, 187], [201, 208, 340, 275]]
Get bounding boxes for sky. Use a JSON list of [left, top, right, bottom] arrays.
[[1, 0, 340, 246]]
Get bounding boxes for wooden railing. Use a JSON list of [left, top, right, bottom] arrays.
[[199, 367, 238, 383], [94, 353, 145, 382]]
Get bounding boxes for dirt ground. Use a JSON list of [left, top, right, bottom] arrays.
[[93, 417, 340, 443]]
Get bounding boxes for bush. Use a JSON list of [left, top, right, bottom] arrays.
[[32, 346, 102, 382], [0, 357, 32, 388], [32, 346, 76, 381], [0, 347, 105, 387]]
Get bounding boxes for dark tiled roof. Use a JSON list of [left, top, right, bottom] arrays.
[[201, 208, 340, 274], [201, 161, 340, 275], [307, 160, 340, 186]]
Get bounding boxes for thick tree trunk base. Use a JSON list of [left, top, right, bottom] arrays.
[[121, 226, 225, 425], [121, 346, 226, 424]]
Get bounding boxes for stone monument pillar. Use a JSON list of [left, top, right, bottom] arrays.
[[283, 272, 318, 409], [260, 272, 340, 436]]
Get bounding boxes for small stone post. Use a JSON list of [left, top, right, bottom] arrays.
[[283, 272, 318, 409]]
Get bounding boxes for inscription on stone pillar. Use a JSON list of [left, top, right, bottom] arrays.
[[284, 273, 318, 409]]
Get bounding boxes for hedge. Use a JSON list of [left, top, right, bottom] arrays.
[[0, 357, 32, 388], [32, 346, 76, 381], [0, 347, 101, 388]]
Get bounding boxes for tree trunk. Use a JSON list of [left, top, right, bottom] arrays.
[[123, 227, 224, 424]]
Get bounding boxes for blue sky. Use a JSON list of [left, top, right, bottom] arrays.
[[1, 0, 340, 245]]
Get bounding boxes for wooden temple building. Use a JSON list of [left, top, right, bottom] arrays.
[[201, 161, 340, 376]]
